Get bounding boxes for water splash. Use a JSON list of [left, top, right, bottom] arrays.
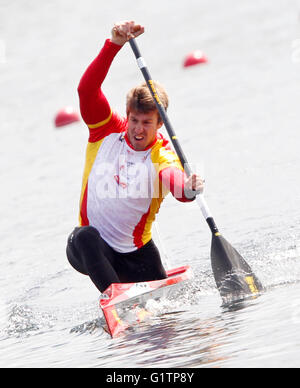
[[70, 318, 104, 335], [6, 304, 54, 338]]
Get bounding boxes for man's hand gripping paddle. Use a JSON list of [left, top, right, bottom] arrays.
[[129, 37, 263, 303]]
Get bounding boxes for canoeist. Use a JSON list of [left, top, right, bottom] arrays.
[[66, 21, 205, 293]]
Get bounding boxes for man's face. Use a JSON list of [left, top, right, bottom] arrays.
[[127, 110, 163, 151]]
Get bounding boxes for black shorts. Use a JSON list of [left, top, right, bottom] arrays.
[[66, 226, 167, 292]]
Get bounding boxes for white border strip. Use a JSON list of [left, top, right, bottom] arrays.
[[137, 57, 147, 69]]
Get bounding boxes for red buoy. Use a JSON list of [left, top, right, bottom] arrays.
[[54, 107, 80, 128], [183, 50, 208, 68]]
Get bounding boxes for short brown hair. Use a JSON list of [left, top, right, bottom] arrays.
[[126, 81, 169, 123]]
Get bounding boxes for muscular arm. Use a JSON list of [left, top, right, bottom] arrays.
[[77, 39, 122, 126], [159, 167, 196, 202], [78, 21, 144, 129]]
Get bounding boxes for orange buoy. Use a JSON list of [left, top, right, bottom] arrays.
[[54, 107, 80, 128], [183, 50, 208, 68]]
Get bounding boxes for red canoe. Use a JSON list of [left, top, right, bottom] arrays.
[[99, 265, 192, 337]]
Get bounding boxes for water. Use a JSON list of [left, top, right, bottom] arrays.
[[1, 0, 300, 368]]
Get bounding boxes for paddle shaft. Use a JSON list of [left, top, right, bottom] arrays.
[[129, 38, 219, 235]]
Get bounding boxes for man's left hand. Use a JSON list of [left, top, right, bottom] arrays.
[[184, 173, 205, 198]]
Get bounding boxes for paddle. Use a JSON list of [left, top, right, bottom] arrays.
[[129, 38, 263, 303]]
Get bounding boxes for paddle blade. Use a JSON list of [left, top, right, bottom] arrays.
[[211, 234, 263, 303]]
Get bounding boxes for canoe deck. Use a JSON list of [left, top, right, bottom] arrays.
[[99, 265, 192, 337]]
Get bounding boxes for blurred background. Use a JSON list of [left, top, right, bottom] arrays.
[[1, 0, 300, 368]]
